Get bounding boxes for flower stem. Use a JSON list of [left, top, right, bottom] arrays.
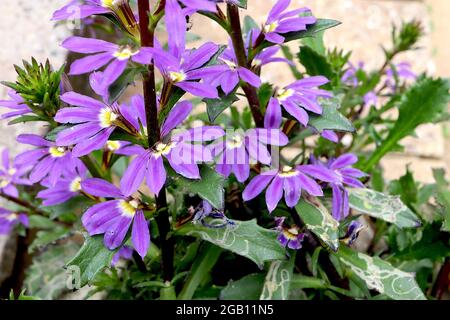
[[227, 4, 264, 128], [0, 192, 46, 216], [138, 0, 174, 282]]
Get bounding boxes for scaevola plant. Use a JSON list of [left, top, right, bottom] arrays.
[[0, 0, 448, 301]]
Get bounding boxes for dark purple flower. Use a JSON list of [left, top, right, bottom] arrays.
[[37, 159, 88, 206], [120, 101, 225, 196], [15, 134, 77, 186], [192, 200, 233, 228], [341, 220, 364, 245], [61, 36, 151, 88], [81, 178, 150, 258], [242, 164, 338, 212], [111, 246, 134, 267], [265, 76, 332, 126], [206, 42, 261, 95], [263, 0, 316, 44], [313, 154, 366, 220], [0, 90, 31, 119], [275, 217, 305, 250], [0, 149, 30, 198], [210, 129, 288, 183], [0, 208, 28, 235]]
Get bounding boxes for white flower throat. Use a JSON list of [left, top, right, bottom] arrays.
[[118, 199, 139, 217], [226, 134, 244, 149], [279, 165, 299, 177], [49, 146, 66, 158], [99, 108, 119, 128]]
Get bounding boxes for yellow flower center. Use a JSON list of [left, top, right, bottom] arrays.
[[8, 168, 16, 176], [49, 146, 66, 158], [118, 199, 139, 217], [168, 71, 187, 83], [226, 134, 244, 149], [278, 166, 299, 178], [277, 88, 294, 101], [221, 58, 237, 70], [5, 213, 18, 221], [101, 0, 120, 8], [106, 140, 121, 151], [0, 177, 10, 188], [113, 47, 138, 61], [154, 142, 176, 157], [264, 21, 279, 33], [99, 108, 118, 128], [69, 177, 82, 193], [283, 226, 300, 240]]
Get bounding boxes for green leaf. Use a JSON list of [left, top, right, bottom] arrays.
[[25, 242, 79, 299], [295, 197, 340, 251], [220, 273, 265, 300], [45, 125, 71, 142], [177, 219, 286, 267], [243, 15, 258, 35], [29, 226, 70, 252], [236, 0, 247, 9], [308, 97, 354, 133], [174, 166, 225, 209], [335, 246, 426, 300], [260, 256, 295, 300], [257, 83, 274, 110], [433, 169, 450, 231], [204, 92, 238, 123], [8, 115, 42, 125], [362, 77, 450, 171], [302, 31, 326, 55], [298, 46, 333, 87], [348, 188, 421, 228], [28, 215, 57, 229], [259, 19, 341, 51], [65, 234, 115, 287], [108, 67, 144, 104]]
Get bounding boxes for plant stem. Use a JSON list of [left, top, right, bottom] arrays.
[[138, 0, 174, 282], [227, 4, 264, 128], [178, 243, 222, 300], [0, 193, 46, 216], [81, 155, 103, 179]]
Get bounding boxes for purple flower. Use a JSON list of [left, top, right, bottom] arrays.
[[146, 1, 222, 98], [210, 129, 288, 183], [341, 61, 364, 87], [81, 178, 150, 258], [120, 101, 225, 196], [0, 90, 31, 119], [15, 134, 77, 185], [275, 217, 305, 250], [191, 200, 233, 228], [263, 0, 316, 44], [54, 75, 138, 157], [252, 46, 291, 69], [313, 154, 366, 220], [52, 0, 111, 21], [0, 208, 28, 235], [206, 42, 262, 95], [52, 0, 139, 36], [111, 246, 134, 267], [242, 164, 338, 212], [385, 62, 416, 92], [363, 91, 378, 108], [0, 149, 30, 198], [179, 0, 240, 14], [265, 76, 332, 127], [61, 36, 151, 88], [321, 130, 339, 143], [341, 220, 364, 245], [37, 159, 88, 206]]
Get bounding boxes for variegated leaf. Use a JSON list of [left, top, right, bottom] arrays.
[[348, 188, 421, 228], [335, 246, 426, 300], [295, 197, 339, 251]]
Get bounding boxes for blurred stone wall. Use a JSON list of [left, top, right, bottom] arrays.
[[0, 0, 448, 291]]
